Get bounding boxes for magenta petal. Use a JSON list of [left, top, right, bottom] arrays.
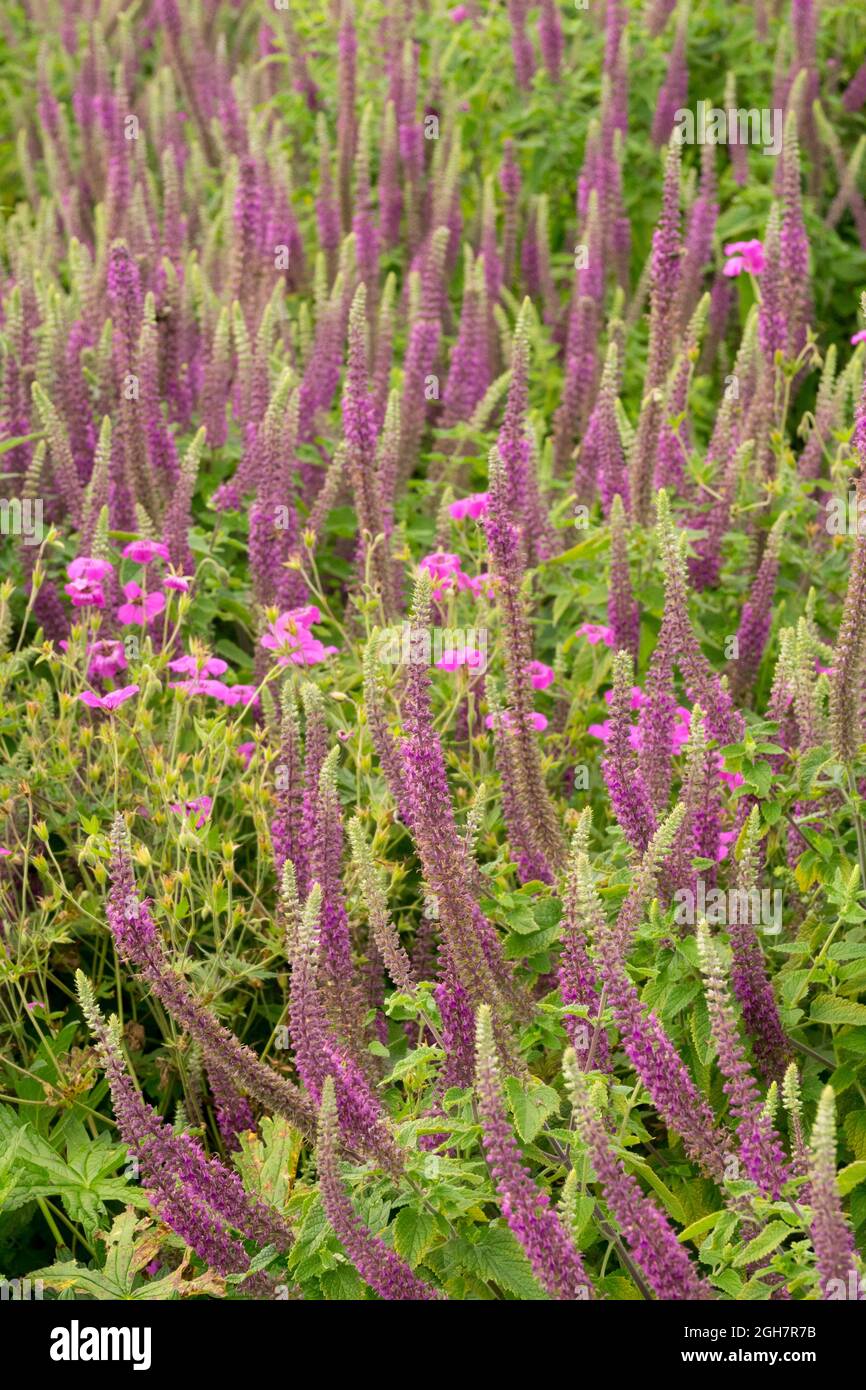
[[143, 592, 166, 621], [101, 684, 140, 709]]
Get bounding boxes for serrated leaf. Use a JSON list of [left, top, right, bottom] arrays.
[[321, 1264, 365, 1299], [393, 1207, 439, 1266], [811, 996, 866, 1027], [468, 1224, 547, 1299], [504, 921, 561, 959], [732, 1220, 791, 1267], [504, 1077, 560, 1143], [712, 1269, 743, 1297], [233, 1115, 301, 1211]]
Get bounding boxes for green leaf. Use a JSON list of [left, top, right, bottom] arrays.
[[829, 944, 866, 961], [845, 1110, 866, 1160], [837, 1160, 866, 1196], [622, 1156, 687, 1225], [678, 1210, 723, 1245], [393, 1207, 439, 1266], [504, 1078, 561, 1143], [811, 996, 866, 1027], [468, 1224, 548, 1299], [712, 1269, 744, 1297], [233, 1115, 301, 1212], [320, 1264, 365, 1299], [732, 1221, 791, 1267], [503, 921, 561, 959], [0, 431, 42, 456], [531, 898, 562, 931], [31, 1209, 163, 1299]]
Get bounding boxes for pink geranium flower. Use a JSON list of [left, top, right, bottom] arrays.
[[169, 678, 232, 699], [449, 492, 490, 521], [65, 556, 112, 608], [122, 539, 170, 564], [485, 709, 548, 733], [64, 577, 106, 608], [221, 684, 260, 707], [117, 581, 166, 626], [78, 684, 140, 711], [237, 741, 256, 767], [577, 622, 615, 647], [163, 573, 192, 592], [260, 606, 338, 667], [87, 639, 128, 682], [436, 646, 485, 672], [588, 718, 642, 751], [717, 830, 738, 862], [170, 794, 213, 829], [168, 654, 229, 677], [717, 759, 745, 791], [418, 551, 469, 600], [672, 707, 693, 751], [851, 330, 866, 346], [723, 239, 765, 277], [527, 660, 554, 690], [604, 685, 648, 710], [466, 570, 497, 599], [68, 556, 113, 583]]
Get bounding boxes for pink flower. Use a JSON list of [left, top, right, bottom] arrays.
[[449, 491, 490, 521], [220, 684, 260, 707], [260, 607, 338, 666], [851, 330, 866, 346], [577, 622, 615, 647], [170, 794, 213, 829], [26, 1000, 46, 1011], [87, 639, 128, 682], [815, 661, 836, 675], [717, 830, 738, 862], [122, 539, 170, 564], [672, 707, 693, 751], [527, 660, 554, 690], [68, 556, 113, 583], [168, 654, 229, 677], [466, 570, 497, 599], [418, 551, 469, 600], [117, 581, 166, 626], [78, 684, 140, 711], [168, 677, 259, 706], [588, 719, 611, 742], [450, 3, 469, 19], [723, 239, 765, 277], [65, 555, 112, 607], [485, 710, 548, 733], [717, 764, 745, 791], [0, 847, 12, 857], [169, 678, 233, 699], [237, 741, 256, 767], [436, 646, 485, 672], [164, 573, 192, 592], [64, 577, 106, 608], [588, 718, 642, 751], [604, 685, 647, 710]]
